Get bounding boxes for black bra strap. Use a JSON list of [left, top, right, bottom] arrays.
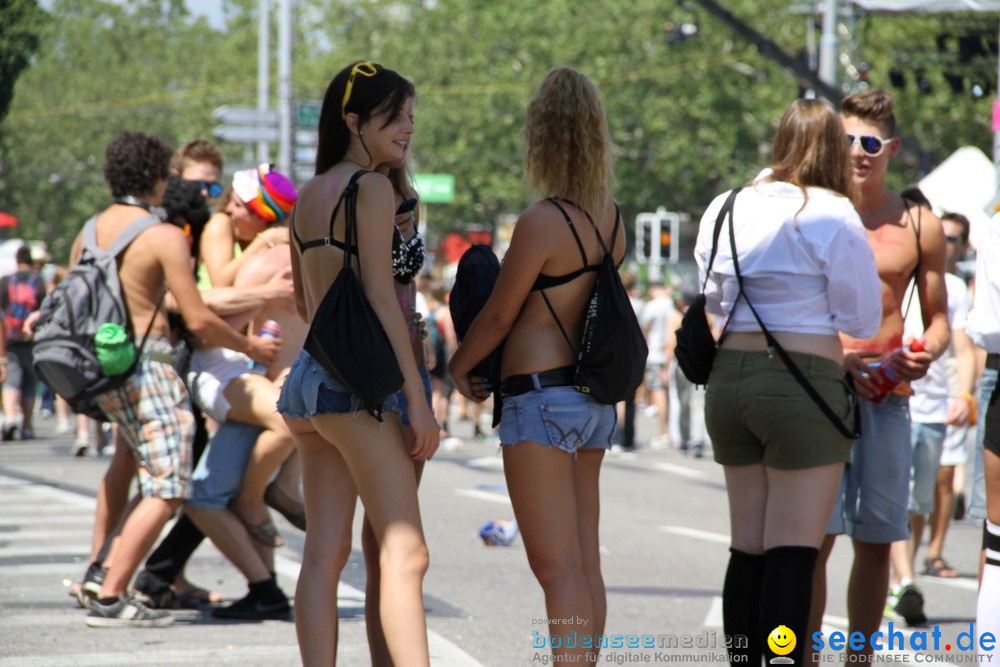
[[546, 199, 589, 267], [553, 197, 611, 257], [293, 170, 367, 254]]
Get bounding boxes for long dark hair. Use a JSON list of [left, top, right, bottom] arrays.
[[315, 62, 415, 175]]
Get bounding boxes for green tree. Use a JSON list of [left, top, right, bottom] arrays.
[[0, 0, 45, 123]]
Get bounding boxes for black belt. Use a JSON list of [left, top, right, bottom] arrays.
[[988, 353, 1000, 371], [500, 365, 576, 398]]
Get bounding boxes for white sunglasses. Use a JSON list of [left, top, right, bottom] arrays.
[[848, 134, 895, 157]]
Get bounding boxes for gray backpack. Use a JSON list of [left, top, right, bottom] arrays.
[[32, 214, 161, 420]]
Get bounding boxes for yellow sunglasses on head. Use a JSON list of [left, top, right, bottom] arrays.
[[341, 61, 381, 120]]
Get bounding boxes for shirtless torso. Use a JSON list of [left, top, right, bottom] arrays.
[[235, 244, 307, 381], [841, 192, 948, 397]]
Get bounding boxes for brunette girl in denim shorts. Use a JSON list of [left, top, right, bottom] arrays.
[[449, 67, 622, 663]]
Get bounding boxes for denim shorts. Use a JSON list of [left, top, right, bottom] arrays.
[[909, 422, 947, 515], [498, 385, 616, 455], [277, 348, 401, 419], [827, 395, 911, 543], [395, 366, 432, 428], [187, 421, 263, 509]]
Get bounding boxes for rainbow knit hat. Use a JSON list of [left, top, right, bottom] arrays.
[[232, 163, 297, 223]]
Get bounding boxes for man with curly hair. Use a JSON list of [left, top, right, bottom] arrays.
[[79, 131, 280, 628]]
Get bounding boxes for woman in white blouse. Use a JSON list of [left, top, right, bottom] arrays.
[[695, 99, 881, 666]]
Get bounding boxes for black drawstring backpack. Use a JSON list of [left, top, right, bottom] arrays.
[[450, 244, 501, 379], [302, 170, 404, 420], [540, 198, 648, 405]]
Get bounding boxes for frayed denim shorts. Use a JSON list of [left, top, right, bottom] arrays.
[[395, 366, 432, 427], [499, 385, 616, 455], [277, 348, 401, 419]]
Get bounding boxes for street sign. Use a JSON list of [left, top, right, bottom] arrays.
[[294, 129, 318, 147], [213, 125, 280, 144], [296, 100, 322, 128], [212, 106, 279, 126], [414, 173, 455, 204], [294, 146, 316, 164]]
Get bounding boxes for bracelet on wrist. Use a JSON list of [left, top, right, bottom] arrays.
[[957, 392, 976, 406]]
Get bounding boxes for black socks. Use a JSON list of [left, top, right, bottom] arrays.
[[723, 548, 766, 665], [761, 545, 819, 666], [723, 545, 819, 666]]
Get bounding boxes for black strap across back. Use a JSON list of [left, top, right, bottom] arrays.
[[537, 197, 621, 355], [293, 170, 368, 256], [531, 198, 621, 291]]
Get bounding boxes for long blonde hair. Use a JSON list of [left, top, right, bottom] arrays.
[[522, 67, 613, 216], [768, 99, 856, 204]]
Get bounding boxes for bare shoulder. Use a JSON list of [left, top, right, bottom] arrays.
[[202, 211, 233, 239], [515, 200, 562, 235], [237, 244, 289, 287], [355, 171, 393, 199]]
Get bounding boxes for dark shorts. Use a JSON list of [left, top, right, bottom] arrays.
[[6, 343, 37, 396], [705, 349, 854, 469]]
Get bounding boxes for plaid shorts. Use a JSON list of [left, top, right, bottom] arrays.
[[97, 336, 195, 500]]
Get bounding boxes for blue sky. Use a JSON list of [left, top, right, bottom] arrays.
[[38, 0, 228, 31]]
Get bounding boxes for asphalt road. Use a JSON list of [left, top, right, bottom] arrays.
[[0, 409, 987, 666]]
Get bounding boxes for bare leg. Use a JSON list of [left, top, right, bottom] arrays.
[[573, 449, 606, 662], [364, 424, 425, 667], [99, 497, 182, 598], [847, 540, 892, 658], [504, 442, 594, 662], [89, 433, 136, 563], [926, 465, 957, 572], [311, 412, 430, 667], [808, 534, 837, 665], [185, 506, 272, 582]]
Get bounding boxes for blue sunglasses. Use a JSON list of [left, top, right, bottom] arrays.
[[188, 180, 223, 199]]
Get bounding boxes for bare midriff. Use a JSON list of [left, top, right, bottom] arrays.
[[720, 331, 845, 366]]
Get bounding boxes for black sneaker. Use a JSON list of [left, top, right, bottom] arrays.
[[212, 589, 291, 621], [132, 570, 176, 609], [2, 424, 16, 442], [85, 594, 174, 628], [895, 584, 927, 626]]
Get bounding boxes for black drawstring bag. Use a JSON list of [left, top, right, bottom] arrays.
[[303, 170, 404, 420], [675, 187, 741, 385], [450, 244, 501, 379]]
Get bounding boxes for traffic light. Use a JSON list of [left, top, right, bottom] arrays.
[[640, 223, 653, 261], [660, 230, 672, 261]]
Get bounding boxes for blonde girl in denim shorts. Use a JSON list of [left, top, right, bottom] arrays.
[[450, 67, 623, 665]]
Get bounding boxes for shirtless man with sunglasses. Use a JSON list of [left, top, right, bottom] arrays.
[[808, 89, 949, 659]]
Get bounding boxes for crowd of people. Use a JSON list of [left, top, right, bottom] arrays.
[[6, 58, 998, 666]]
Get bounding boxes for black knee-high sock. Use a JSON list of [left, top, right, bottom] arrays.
[[760, 545, 819, 666], [723, 548, 766, 666]]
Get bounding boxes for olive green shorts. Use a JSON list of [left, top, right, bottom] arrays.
[[705, 348, 855, 469]]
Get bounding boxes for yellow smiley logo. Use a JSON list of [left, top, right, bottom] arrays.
[[767, 625, 796, 656]]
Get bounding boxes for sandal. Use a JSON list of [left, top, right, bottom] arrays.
[[231, 502, 285, 548], [923, 556, 959, 578], [173, 581, 225, 606], [264, 482, 307, 532]]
